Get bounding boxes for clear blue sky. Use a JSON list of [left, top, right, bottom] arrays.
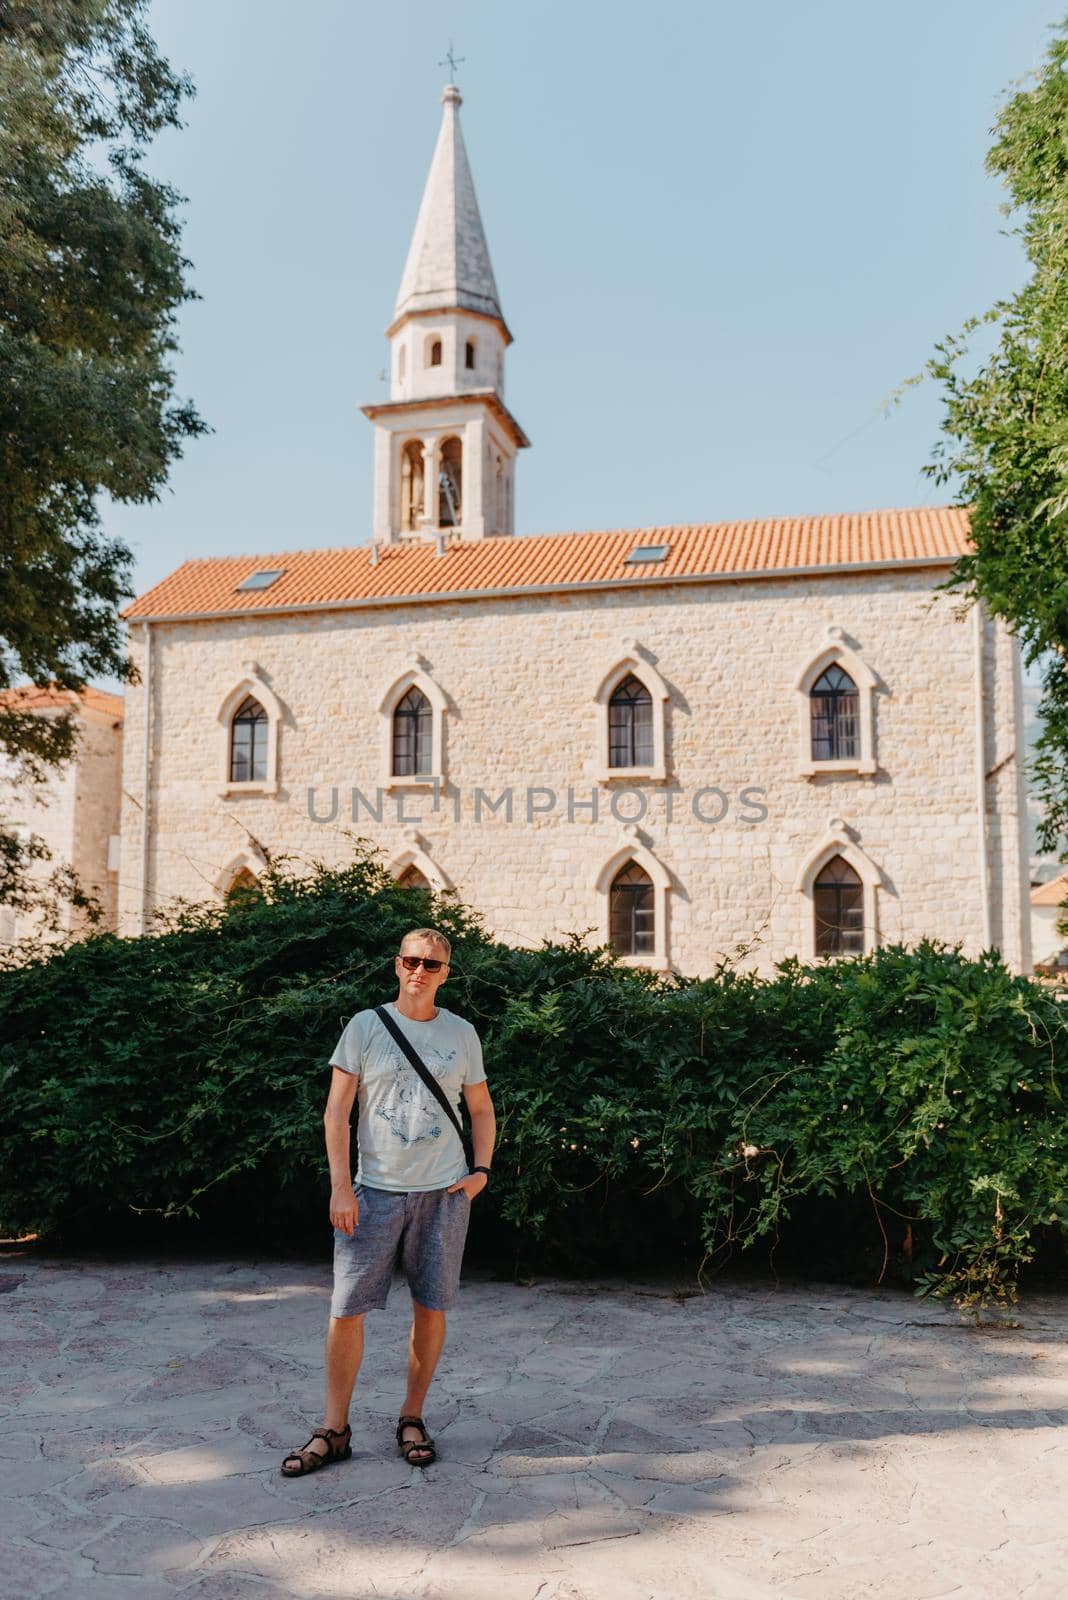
[[108, 0, 1066, 614]]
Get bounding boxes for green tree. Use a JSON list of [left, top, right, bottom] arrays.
[[0, 0, 205, 918], [921, 20, 1068, 873]]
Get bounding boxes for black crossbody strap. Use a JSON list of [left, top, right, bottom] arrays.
[[373, 1005, 466, 1152]]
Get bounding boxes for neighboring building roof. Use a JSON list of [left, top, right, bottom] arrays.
[[392, 84, 504, 329], [1031, 872, 1068, 907], [0, 683, 124, 719], [120, 506, 973, 624]]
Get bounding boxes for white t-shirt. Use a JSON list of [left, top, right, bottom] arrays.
[[329, 1001, 487, 1193]]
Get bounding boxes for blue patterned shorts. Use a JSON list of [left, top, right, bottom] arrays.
[[331, 1182, 472, 1316]]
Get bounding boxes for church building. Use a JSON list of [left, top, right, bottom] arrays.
[[117, 83, 1033, 978]]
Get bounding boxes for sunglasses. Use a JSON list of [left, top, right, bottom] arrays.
[[398, 954, 446, 972]]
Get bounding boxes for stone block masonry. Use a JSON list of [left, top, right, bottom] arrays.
[[117, 566, 1030, 978]]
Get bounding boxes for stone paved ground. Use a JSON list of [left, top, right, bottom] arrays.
[[1, 1251, 1067, 1600]]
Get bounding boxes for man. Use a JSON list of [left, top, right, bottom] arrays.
[[280, 926, 495, 1474]]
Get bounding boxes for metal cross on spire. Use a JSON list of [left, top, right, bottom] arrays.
[[438, 41, 465, 82]]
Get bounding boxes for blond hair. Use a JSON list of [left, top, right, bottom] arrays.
[[399, 927, 451, 961]]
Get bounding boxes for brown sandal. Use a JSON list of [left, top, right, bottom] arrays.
[[396, 1414, 435, 1467], [280, 1422, 352, 1476]]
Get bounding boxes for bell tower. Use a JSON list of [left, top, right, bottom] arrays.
[[362, 83, 529, 545]]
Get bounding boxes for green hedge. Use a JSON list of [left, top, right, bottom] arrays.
[[2, 848, 1066, 1319]]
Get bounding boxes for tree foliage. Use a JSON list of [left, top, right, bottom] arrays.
[[1, 847, 1065, 1323], [0, 0, 205, 910], [922, 21, 1068, 874]]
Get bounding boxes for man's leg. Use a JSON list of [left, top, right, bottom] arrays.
[[282, 1312, 365, 1468], [397, 1186, 472, 1459], [326, 1183, 402, 1431], [326, 1312, 365, 1428], [402, 1300, 446, 1422], [282, 1186, 404, 1472]]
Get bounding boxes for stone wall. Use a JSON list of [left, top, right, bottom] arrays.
[[71, 704, 124, 935], [118, 568, 1030, 976], [0, 700, 123, 949]]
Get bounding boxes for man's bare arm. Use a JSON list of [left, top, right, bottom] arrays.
[[464, 1079, 496, 1168], [447, 1079, 496, 1197], [324, 1066, 360, 1232]]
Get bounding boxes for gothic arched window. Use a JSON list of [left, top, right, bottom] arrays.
[[609, 675, 654, 767], [397, 864, 430, 890], [438, 436, 463, 526], [392, 687, 433, 776], [610, 861, 655, 955], [230, 696, 268, 783], [810, 664, 859, 761], [813, 854, 864, 955], [429, 338, 443, 367], [465, 339, 476, 370], [401, 440, 424, 532], [226, 867, 260, 903]]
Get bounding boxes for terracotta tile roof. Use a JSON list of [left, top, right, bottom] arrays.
[[0, 683, 124, 719], [1031, 873, 1068, 907], [120, 506, 973, 622]]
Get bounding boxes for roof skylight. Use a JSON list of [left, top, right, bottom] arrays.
[[624, 544, 670, 565], [235, 568, 285, 592]]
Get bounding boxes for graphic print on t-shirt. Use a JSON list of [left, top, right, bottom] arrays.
[[374, 1037, 460, 1148]]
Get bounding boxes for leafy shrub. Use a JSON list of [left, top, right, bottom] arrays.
[[1, 847, 1065, 1319]]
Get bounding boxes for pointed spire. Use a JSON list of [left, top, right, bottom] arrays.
[[393, 84, 504, 328]]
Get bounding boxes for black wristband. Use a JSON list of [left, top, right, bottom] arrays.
[[471, 1165, 492, 1183]]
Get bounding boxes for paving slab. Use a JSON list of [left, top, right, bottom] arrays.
[[1, 1249, 1066, 1599]]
